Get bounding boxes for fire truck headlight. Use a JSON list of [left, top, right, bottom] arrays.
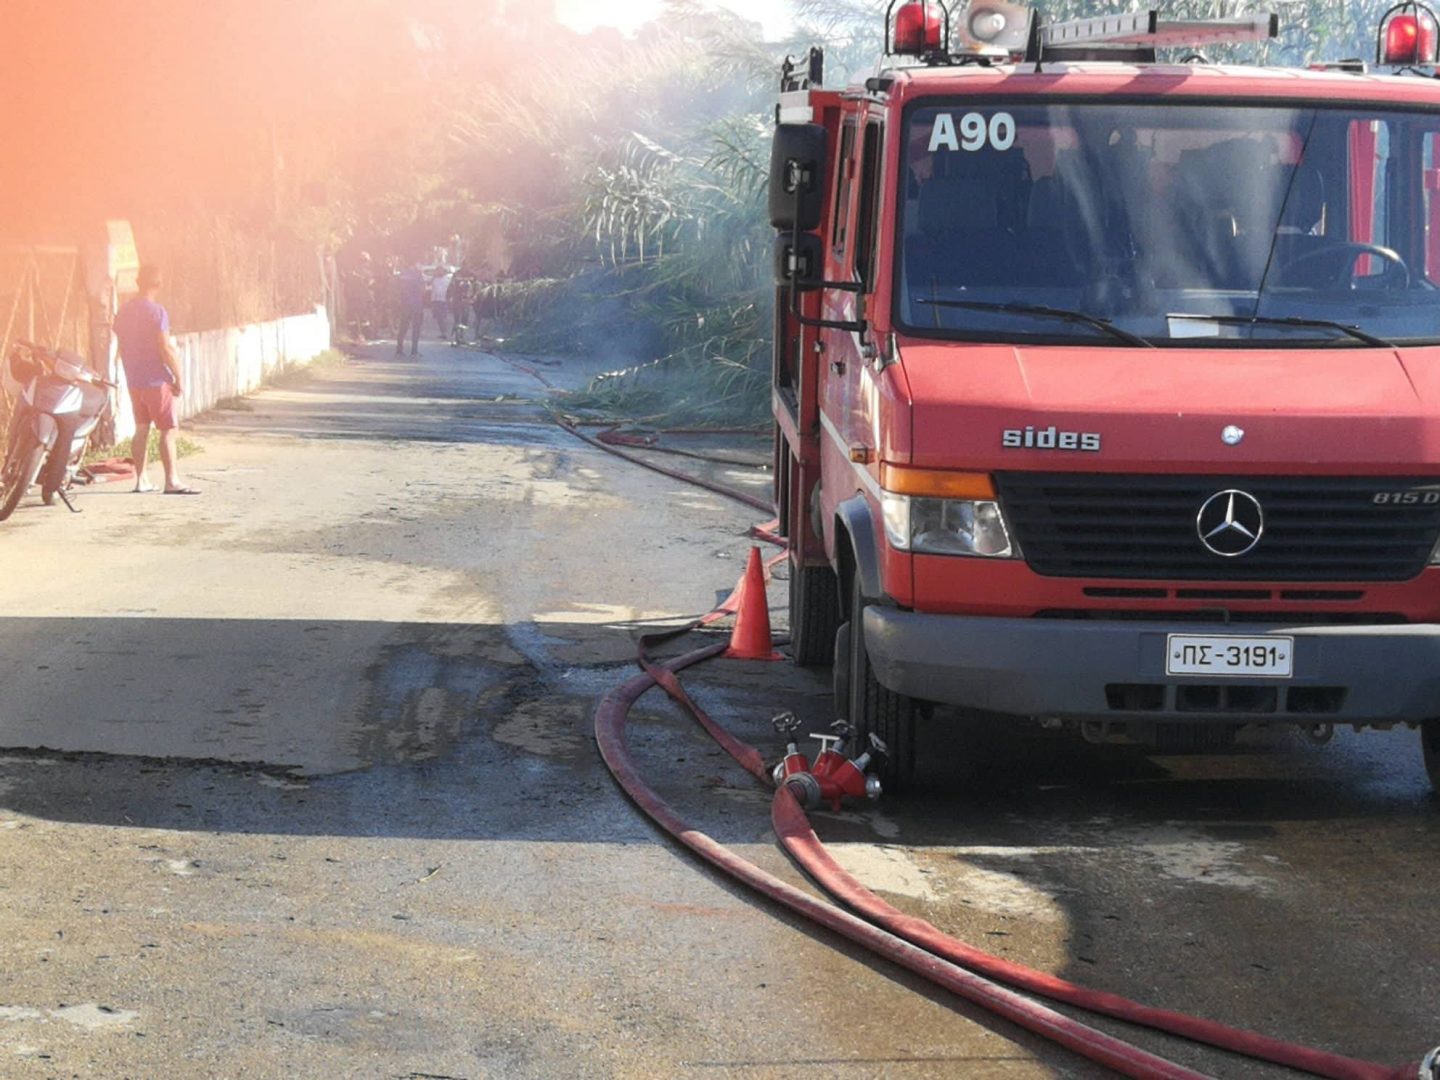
[[881, 493, 1016, 558]]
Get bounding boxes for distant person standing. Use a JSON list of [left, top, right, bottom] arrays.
[[113, 265, 197, 495], [343, 251, 377, 341], [395, 263, 426, 358], [472, 269, 495, 344], [446, 264, 478, 344], [377, 256, 401, 336], [428, 265, 454, 339]]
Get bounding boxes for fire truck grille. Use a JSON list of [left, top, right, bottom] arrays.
[[995, 474, 1440, 582]]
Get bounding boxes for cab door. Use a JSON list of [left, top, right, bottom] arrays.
[[820, 112, 887, 532]]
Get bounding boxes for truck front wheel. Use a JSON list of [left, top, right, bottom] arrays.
[[847, 577, 916, 793], [1422, 719, 1440, 793], [789, 556, 840, 667]]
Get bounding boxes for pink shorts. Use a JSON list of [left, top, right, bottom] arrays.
[[130, 384, 178, 430]]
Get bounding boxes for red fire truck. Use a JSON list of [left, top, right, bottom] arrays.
[[771, 1, 1440, 792]]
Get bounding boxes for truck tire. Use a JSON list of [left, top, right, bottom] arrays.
[[0, 436, 44, 522], [1422, 719, 1440, 793], [789, 556, 840, 666], [847, 576, 917, 793]]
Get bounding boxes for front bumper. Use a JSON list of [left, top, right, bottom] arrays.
[[863, 608, 1440, 723]]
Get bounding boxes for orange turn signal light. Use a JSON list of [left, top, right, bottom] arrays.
[[879, 465, 996, 500]]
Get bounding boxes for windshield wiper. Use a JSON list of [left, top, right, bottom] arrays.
[[1166, 313, 1393, 349], [914, 298, 1155, 348]]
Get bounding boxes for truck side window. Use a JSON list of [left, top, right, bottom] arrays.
[[853, 121, 883, 290], [831, 121, 856, 253]]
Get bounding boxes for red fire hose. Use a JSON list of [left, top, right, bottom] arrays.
[[770, 791, 1416, 1080], [603, 602, 1431, 1079], [607, 633, 1428, 1078], [595, 645, 1217, 1080], [591, 426, 767, 468], [557, 418, 773, 513]]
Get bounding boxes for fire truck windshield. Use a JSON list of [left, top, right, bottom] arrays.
[[897, 101, 1440, 347]]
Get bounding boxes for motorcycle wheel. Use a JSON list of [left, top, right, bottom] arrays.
[[0, 436, 45, 522]]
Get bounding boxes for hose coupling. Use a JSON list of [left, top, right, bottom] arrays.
[[783, 771, 823, 809], [773, 741, 812, 788], [1420, 1045, 1440, 1079]]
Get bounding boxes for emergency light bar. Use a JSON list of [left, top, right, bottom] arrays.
[[1038, 10, 1278, 50]]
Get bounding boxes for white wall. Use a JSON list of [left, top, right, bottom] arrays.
[[113, 305, 331, 441]]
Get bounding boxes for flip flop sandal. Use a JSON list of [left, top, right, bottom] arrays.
[[163, 487, 201, 495]]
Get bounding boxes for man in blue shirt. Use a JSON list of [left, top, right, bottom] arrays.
[[113, 265, 197, 494]]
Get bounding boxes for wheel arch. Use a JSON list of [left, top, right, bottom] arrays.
[[834, 494, 883, 607]]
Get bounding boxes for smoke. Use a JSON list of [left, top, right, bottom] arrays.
[[0, 0, 521, 238]]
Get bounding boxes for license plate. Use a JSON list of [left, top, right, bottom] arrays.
[[1165, 635, 1293, 678]]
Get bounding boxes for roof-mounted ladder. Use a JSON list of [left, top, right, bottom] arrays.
[[1028, 10, 1278, 62]]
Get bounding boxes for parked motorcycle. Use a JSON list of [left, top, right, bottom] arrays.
[[0, 341, 115, 521]]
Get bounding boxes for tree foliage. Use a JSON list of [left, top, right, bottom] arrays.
[[440, 5, 788, 422]]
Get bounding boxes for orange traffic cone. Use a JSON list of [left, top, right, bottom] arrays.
[[724, 546, 783, 661]]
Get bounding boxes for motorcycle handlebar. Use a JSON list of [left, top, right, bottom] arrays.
[[9, 342, 117, 387]]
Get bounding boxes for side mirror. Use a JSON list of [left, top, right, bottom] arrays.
[[768, 123, 827, 233], [774, 233, 824, 292]]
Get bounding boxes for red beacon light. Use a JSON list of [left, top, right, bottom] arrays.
[[888, 0, 948, 57], [1378, 2, 1439, 64]]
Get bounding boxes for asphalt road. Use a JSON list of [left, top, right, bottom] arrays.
[[0, 338, 1436, 1079]]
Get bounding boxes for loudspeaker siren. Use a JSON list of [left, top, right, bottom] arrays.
[[953, 0, 1034, 56]]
